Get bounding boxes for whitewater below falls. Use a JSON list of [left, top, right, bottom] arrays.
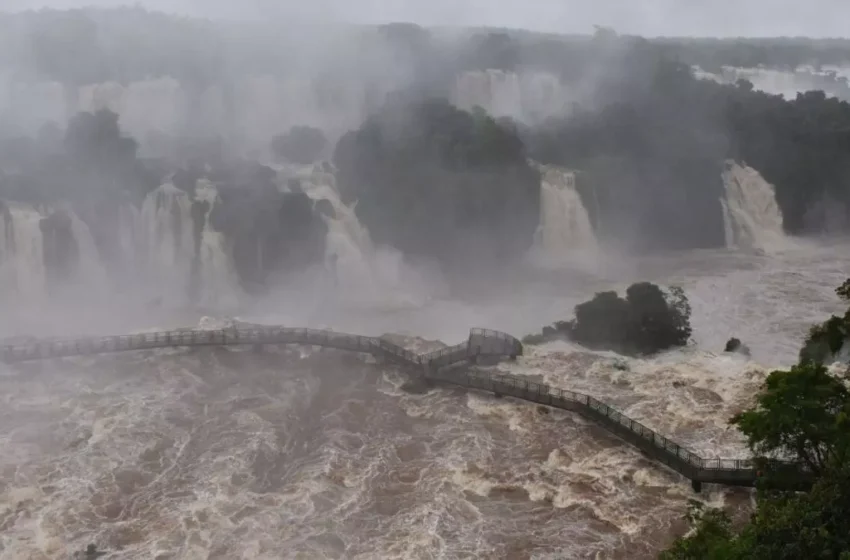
[[0, 239, 848, 559]]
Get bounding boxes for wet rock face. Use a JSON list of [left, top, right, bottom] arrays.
[[40, 210, 80, 292]]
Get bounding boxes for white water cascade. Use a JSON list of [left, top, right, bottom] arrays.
[[530, 163, 598, 265], [0, 202, 47, 304], [0, 202, 109, 307], [281, 164, 437, 308], [138, 182, 240, 307], [65, 209, 110, 294], [720, 161, 785, 251], [193, 180, 242, 308], [452, 70, 572, 123]]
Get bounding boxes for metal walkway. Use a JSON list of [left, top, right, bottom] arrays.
[[1, 326, 805, 489]]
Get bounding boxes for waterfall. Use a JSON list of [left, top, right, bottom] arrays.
[[0, 202, 107, 305], [138, 181, 240, 307], [452, 70, 570, 123], [530, 163, 598, 265], [116, 201, 140, 280], [281, 164, 435, 307], [291, 166, 381, 288], [65, 210, 110, 294], [193, 180, 242, 307], [139, 183, 194, 304], [0, 202, 47, 303], [720, 161, 785, 251]]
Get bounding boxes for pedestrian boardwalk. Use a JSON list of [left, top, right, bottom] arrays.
[[1, 326, 807, 490]]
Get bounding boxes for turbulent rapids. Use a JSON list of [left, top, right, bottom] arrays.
[[4, 10, 850, 558], [0, 325, 804, 491], [1, 243, 847, 559]]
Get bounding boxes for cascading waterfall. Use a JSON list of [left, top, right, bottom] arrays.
[[452, 70, 571, 124], [529, 163, 598, 265], [289, 166, 382, 288], [693, 65, 850, 101], [282, 163, 434, 307], [138, 181, 240, 307], [64, 210, 110, 294], [720, 161, 785, 251], [0, 202, 47, 303], [0, 202, 107, 306], [116, 201, 141, 281], [139, 183, 195, 304], [193, 180, 242, 307]]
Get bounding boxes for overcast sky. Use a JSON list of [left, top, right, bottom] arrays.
[[4, 0, 847, 38]]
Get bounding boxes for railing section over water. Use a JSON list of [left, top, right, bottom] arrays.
[[0, 326, 806, 488]]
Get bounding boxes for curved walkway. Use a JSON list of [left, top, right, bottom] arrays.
[[1, 326, 804, 490], [0, 327, 521, 369]]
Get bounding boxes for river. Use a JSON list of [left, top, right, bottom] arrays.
[[0, 239, 847, 559]]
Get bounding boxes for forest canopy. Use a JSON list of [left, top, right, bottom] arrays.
[[334, 96, 540, 267]]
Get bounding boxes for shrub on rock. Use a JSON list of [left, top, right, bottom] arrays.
[[526, 282, 692, 355]]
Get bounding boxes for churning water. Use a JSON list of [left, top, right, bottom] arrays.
[[1, 239, 847, 559]]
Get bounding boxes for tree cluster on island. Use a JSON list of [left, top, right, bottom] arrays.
[[660, 279, 850, 560], [522, 282, 692, 356]]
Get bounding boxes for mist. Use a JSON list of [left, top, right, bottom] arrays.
[[3, 4, 850, 559], [8, 0, 850, 37], [1, 1, 848, 339]]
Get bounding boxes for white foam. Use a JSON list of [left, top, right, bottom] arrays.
[[529, 162, 598, 267], [721, 161, 785, 252]]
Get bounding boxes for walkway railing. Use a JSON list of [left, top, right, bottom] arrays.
[[431, 368, 804, 486], [0, 325, 806, 489]]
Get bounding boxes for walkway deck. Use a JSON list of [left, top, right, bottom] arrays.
[[1, 326, 805, 490]]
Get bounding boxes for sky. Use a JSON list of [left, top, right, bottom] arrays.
[[4, 0, 848, 38]]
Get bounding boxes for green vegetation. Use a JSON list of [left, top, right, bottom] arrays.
[[524, 282, 692, 355], [660, 279, 850, 559], [800, 279, 850, 364], [5, 9, 850, 253], [526, 47, 850, 246], [334, 97, 540, 266]]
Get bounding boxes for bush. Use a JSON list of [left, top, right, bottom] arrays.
[[560, 282, 692, 355], [800, 279, 850, 364]]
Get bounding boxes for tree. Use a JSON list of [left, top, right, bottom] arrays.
[[535, 282, 692, 355], [270, 126, 327, 165], [731, 362, 850, 476], [663, 279, 850, 560], [663, 463, 850, 560], [800, 279, 850, 364], [334, 96, 540, 268], [65, 110, 138, 169], [659, 501, 738, 560]]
